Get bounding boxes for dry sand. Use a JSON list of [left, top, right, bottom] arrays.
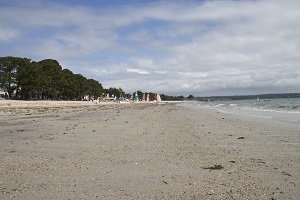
[[0, 100, 299, 199]]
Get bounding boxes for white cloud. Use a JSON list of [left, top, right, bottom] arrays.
[[33, 29, 118, 60], [125, 68, 150, 75], [0, 0, 299, 95], [0, 27, 20, 42]]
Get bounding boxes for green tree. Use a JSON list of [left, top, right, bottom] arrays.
[[38, 59, 62, 99], [17, 61, 40, 99], [161, 94, 184, 101], [0, 57, 31, 98], [86, 79, 104, 99], [73, 74, 88, 100], [108, 87, 122, 98], [60, 69, 76, 100], [1, 56, 122, 101], [187, 94, 194, 100]]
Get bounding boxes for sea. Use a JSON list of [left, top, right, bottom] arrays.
[[179, 98, 300, 125]]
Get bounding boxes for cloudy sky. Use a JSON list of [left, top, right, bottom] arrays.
[[1, 0, 299, 96]]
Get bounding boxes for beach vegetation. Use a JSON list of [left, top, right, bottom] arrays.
[[0, 56, 31, 98], [161, 94, 184, 101], [1, 56, 185, 101], [106, 87, 124, 98], [187, 95, 194, 100], [0, 56, 105, 100]]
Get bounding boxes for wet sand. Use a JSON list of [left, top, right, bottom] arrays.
[[0, 100, 299, 199]]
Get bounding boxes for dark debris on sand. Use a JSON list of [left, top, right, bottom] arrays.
[[202, 165, 224, 170]]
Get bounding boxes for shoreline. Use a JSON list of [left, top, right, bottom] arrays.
[[0, 99, 121, 108], [0, 99, 185, 108], [0, 102, 299, 199]]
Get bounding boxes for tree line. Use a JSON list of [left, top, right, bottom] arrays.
[[0, 56, 109, 100], [0, 56, 185, 101], [133, 90, 184, 101]]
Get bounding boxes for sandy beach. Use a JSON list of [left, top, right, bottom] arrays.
[[0, 100, 299, 199]]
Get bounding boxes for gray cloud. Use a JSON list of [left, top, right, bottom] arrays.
[[0, 0, 299, 96]]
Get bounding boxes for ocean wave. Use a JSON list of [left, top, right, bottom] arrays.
[[177, 100, 300, 124], [179, 101, 300, 114], [214, 104, 225, 107]]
